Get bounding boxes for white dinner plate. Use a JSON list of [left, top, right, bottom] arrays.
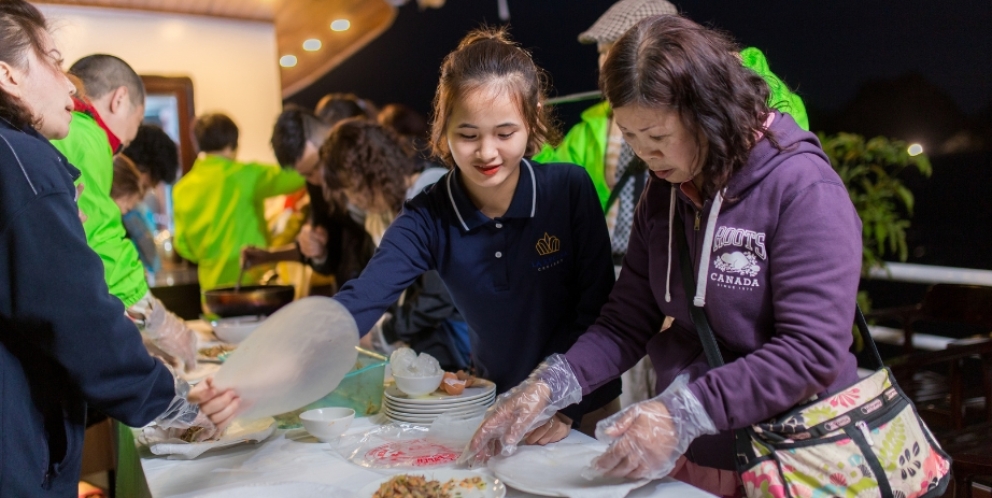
[[384, 380, 495, 405], [383, 404, 493, 419], [383, 394, 494, 413], [384, 407, 489, 424], [489, 443, 650, 497], [358, 469, 505, 498]]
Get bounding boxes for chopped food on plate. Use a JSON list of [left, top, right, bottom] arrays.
[[372, 474, 487, 498], [198, 344, 235, 359]]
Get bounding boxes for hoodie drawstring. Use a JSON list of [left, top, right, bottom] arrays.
[[693, 190, 725, 307], [666, 186, 726, 307], [665, 187, 676, 302]]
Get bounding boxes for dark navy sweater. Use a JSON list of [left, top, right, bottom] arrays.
[[334, 160, 621, 418], [1, 119, 175, 496]]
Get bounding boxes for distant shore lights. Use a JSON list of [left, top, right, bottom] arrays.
[[331, 19, 350, 31], [908, 143, 924, 156]]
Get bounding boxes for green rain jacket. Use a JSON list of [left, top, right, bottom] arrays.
[[172, 155, 305, 291], [51, 112, 149, 307], [534, 47, 809, 210]]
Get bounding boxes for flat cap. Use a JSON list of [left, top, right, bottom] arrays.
[[578, 0, 678, 45]]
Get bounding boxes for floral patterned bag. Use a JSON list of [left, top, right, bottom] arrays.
[[674, 213, 951, 498]]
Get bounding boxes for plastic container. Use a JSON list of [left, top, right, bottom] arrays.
[[275, 347, 386, 428]]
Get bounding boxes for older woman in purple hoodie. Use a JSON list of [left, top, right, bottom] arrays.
[[466, 15, 863, 496]]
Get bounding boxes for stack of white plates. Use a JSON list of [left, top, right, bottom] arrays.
[[383, 379, 496, 425]]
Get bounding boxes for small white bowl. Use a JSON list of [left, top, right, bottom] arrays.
[[393, 371, 444, 397], [299, 407, 355, 442], [211, 316, 263, 344]]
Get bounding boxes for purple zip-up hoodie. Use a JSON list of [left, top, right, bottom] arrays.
[[565, 113, 863, 469]]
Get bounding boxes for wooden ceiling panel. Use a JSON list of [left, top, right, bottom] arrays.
[[38, 0, 275, 22], [36, 0, 396, 96], [276, 0, 395, 96]]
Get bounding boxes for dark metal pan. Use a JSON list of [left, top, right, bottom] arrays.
[[203, 285, 295, 318]]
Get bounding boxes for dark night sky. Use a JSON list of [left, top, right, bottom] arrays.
[[287, 0, 992, 128]]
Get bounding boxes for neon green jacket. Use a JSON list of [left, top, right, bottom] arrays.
[[534, 47, 809, 210], [51, 112, 149, 307], [172, 155, 305, 291]]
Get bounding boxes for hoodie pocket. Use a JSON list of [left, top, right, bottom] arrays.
[[39, 403, 78, 489]]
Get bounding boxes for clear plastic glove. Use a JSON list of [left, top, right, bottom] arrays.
[[128, 292, 198, 372], [152, 370, 219, 442], [588, 374, 717, 480], [461, 354, 582, 467], [188, 377, 241, 434]]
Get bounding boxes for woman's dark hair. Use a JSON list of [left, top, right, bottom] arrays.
[[122, 124, 179, 185], [111, 154, 145, 201], [379, 103, 428, 139], [0, 0, 50, 129], [600, 15, 773, 200], [193, 113, 239, 153], [430, 26, 560, 167], [315, 93, 367, 125], [320, 118, 417, 215]]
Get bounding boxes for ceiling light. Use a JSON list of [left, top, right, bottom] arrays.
[[279, 55, 298, 68], [907, 143, 923, 156], [303, 39, 322, 51], [330, 19, 350, 31]]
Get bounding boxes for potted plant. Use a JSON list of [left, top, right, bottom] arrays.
[[818, 132, 931, 344]]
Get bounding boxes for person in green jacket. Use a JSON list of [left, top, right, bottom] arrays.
[[173, 113, 306, 292], [52, 54, 198, 372], [534, 0, 809, 264]]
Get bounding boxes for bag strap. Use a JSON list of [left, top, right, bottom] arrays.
[[671, 204, 884, 471], [604, 157, 647, 211], [671, 207, 883, 371]]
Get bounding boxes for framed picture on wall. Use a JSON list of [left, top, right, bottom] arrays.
[[140, 75, 195, 175]]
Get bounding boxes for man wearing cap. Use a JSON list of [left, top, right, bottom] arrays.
[[536, 0, 808, 266]]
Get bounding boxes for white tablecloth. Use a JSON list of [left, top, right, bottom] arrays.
[[133, 417, 715, 498]]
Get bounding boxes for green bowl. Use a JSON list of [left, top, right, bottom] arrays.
[[274, 347, 386, 429]]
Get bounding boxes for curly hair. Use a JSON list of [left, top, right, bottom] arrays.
[[600, 15, 775, 200], [320, 118, 417, 215], [430, 26, 560, 167], [121, 124, 179, 185], [0, 0, 50, 129]]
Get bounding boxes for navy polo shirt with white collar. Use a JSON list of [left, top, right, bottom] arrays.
[[334, 159, 621, 416]]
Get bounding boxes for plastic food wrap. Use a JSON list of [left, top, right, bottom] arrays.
[[338, 412, 484, 470], [389, 347, 441, 377], [213, 297, 359, 420]]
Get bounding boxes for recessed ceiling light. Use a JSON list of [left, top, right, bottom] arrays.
[[330, 19, 350, 31], [303, 39, 322, 51], [279, 55, 298, 68]]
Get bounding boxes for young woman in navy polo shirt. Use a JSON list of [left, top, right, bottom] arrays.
[[331, 27, 621, 444]]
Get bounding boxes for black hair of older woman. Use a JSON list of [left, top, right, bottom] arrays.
[[0, 0, 49, 129], [320, 117, 417, 215], [600, 15, 776, 201]]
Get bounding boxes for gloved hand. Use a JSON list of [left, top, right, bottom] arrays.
[[461, 354, 583, 467], [588, 374, 717, 480], [152, 369, 219, 442], [128, 292, 198, 372]]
